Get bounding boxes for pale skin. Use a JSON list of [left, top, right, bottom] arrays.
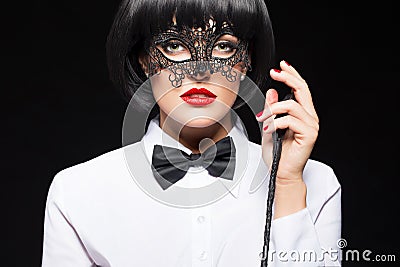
[[139, 28, 246, 154], [139, 21, 319, 219], [257, 60, 319, 218]]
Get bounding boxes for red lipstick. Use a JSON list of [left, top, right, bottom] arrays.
[[180, 88, 216, 106]]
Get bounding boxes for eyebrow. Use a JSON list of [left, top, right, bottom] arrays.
[[217, 34, 239, 42]]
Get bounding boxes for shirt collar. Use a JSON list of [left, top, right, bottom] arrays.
[[143, 114, 246, 198]]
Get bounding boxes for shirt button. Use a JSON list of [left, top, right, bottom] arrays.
[[198, 251, 207, 261], [197, 216, 205, 223]]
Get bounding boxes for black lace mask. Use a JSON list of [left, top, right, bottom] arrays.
[[144, 19, 251, 87]]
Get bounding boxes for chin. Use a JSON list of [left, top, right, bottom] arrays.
[[183, 117, 219, 128], [161, 104, 232, 129]]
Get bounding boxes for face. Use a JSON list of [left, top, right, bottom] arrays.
[[140, 17, 251, 128]]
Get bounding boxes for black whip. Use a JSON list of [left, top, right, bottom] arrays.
[[260, 92, 293, 266]]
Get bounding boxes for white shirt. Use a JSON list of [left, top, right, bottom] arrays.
[[41, 116, 341, 267]]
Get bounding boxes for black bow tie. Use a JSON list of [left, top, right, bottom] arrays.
[[151, 136, 236, 190]]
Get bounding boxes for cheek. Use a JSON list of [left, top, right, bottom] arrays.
[[214, 76, 240, 107], [156, 94, 179, 115], [150, 72, 178, 110], [217, 89, 238, 107]]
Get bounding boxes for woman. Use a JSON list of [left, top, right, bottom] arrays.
[[41, 0, 341, 266]]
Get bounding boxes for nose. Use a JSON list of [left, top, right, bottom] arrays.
[[187, 61, 211, 82]]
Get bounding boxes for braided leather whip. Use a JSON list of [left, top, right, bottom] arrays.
[[260, 92, 293, 267]]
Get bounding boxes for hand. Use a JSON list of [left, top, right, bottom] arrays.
[[256, 60, 319, 184]]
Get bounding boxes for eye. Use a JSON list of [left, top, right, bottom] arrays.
[[156, 39, 191, 61], [212, 41, 238, 59], [214, 42, 232, 52], [161, 41, 186, 53], [213, 41, 237, 53]]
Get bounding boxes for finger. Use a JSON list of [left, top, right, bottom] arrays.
[[261, 114, 276, 132], [265, 88, 279, 108], [269, 68, 318, 121], [255, 88, 278, 120], [263, 115, 318, 142], [270, 68, 311, 106], [264, 99, 318, 129], [279, 60, 303, 81]]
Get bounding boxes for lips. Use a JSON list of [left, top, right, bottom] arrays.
[[180, 88, 216, 106]]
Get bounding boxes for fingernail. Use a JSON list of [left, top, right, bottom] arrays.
[[263, 125, 269, 131], [284, 60, 290, 66], [273, 69, 281, 73], [256, 111, 263, 117]]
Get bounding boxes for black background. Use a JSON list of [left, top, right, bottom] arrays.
[[4, 0, 399, 266]]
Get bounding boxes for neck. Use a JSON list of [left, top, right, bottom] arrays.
[[159, 111, 233, 154]]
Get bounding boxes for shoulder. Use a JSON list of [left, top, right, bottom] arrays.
[[248, 140, 340, 193], [45, 142, 149, 227], [247, 141, 340, 220], [48, 142, 143, 200], [54, 145, 127, 181], [247, 141, 339, 186], [302, 159, 341, 222], [303, 159, 341, 198]]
